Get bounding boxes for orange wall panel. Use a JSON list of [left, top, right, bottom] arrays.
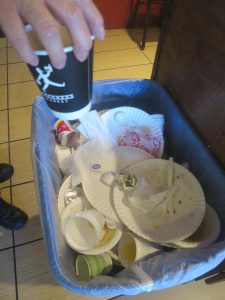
[[93, 0, 164, 29]]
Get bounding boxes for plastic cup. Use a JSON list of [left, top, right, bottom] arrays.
[[25, 24, 93, 120], [118, 232, 161, 268], [76, 253, 113, 281], [64, 209, 105, 251]]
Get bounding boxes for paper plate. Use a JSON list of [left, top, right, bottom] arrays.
[[57, 176, 83, 216], [82, 146, 152, 222], [172, 204, 221, 248], [101, 106, 164, 158], [55, 144, 73, 176], [113, 159, 206, 243]]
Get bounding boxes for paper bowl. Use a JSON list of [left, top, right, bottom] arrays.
[[77, 225, 123, 255]]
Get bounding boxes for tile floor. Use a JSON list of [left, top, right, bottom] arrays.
[[1, 27, 225, 300]]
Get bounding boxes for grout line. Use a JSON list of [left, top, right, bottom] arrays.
[[142, 50, 153, 64], [7, 104, 32, 111], [11, 180, 34, 188], [94, 62, 152, 73], [4, 61, 24, 66], [9, 104, 34, 111], [10, 137, 31, 144], [7, 44, 20, 300], [7, 61, 23, 65], [0, 244, 14, 252], [108, 295, 123, 300], [94, 46, 145, 55], [0, 237, 44, 252], [0, 180, 34, 189], [94, 45, 138, 54], [14, 237, 44, 249], [8, 79, 35, 86], [12, 240, 19, 300], [0, 137, 30, 145], [5, 40, 19, 300]]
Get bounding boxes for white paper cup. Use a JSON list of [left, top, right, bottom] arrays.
[[118, 232, 161, 267], [64, 209, 105, 251]]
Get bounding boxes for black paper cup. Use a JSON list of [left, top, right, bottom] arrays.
[[26, 24, 93, 120]]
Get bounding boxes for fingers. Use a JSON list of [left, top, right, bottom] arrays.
[[47, 0, 93, 62], [0, 2, 38, 66], [20, 0, 67, 69], [0, 0, 105, 67], [76, 0, 105, 40]]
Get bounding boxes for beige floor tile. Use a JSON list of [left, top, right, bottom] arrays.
[[129, 27, 160, 47], [94, 48, 149, 71], [16, 240, 111, 300], [0, 85, 7, 110], [95, 34, 137, 53], [10, 139, 33, 185], [0, 188, 14, 249], [9, 81, 40, 109], [0, 37, 7, 48], [94, 63, 152, 81], [106, 29, 128, 36], [0, 143, 10, 188], [12, 182, 42, 245], [119, 277, 225, 300], [9, 106, 32, 141], [0, 48, 7, 65], [7, 39, 13, 47], [0, 65, 7, 85], [8, 47, 23, 64], [0, 249, 16, 300], [8, 63, 33, 84], [0, 110, 8, 143], [143, 45, 158, 63]]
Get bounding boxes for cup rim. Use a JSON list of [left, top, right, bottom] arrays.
[[76, 255, 91, 281], [25, 24, 95, 55], [49, 102, 92, 121], [64, 215, 99, 251], [118, 232, 136, 268], [76, 209, 106, 238]]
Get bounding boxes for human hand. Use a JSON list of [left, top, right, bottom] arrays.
[[0, 0, 104, 69]]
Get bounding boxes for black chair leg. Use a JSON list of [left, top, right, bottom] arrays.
[[0, 27, 5, 38], [141, 0, 152, 50], [130, 0, 142, 28]]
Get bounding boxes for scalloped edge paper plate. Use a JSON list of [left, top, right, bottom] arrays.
[[113, 159, 206, 243], [82, 146, 152, 222], [101, 106, 164, 158]]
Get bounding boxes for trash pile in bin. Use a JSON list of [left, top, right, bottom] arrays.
[[54, 107, 221, 282]]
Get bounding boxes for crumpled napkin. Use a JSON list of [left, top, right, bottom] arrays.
[[78, 110, 116, 149]]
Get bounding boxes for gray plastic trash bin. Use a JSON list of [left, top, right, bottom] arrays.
[[31, 79, 225, 296]]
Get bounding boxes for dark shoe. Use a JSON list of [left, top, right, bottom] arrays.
[[0, 163, 14, 183], [0, 197, 28, 230]]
